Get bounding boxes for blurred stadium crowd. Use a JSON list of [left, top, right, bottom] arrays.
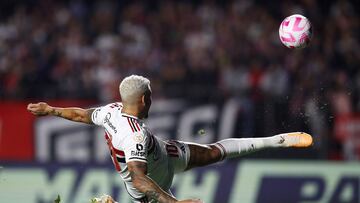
[[0, 0, 359, 159]]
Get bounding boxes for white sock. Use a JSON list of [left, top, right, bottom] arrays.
[[214, 135, 285, 159]]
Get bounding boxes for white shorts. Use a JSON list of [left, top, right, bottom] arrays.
[[165, 140, 191, 174]]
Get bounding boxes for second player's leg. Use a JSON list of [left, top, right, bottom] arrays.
[[185, 143, 223, 170], [185, 132, 313, 170]]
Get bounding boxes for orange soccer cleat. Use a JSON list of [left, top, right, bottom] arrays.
[[279, 132, 314, 148]]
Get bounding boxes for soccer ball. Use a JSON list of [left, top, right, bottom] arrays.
[[279, 14, 312, 49]]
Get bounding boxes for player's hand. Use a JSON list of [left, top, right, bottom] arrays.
[[177, 199, 203, 203], [91, 194, 117, 203], [27, 102, 52, 116]]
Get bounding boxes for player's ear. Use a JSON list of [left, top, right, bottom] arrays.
[[141, 94, 146, 106]]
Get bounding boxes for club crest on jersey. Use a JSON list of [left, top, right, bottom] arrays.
[[133, 133, 145, 143]]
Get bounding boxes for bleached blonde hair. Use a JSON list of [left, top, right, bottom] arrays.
[[119, 75, 150, 103]]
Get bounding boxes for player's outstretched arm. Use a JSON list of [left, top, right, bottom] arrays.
[[128, 161, 202, 203], [27, 102, 94, 124]]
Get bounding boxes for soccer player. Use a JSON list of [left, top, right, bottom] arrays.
[[27, 75, 313, 203]]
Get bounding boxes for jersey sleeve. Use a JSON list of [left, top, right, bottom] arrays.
[[91, 106, 107, 126], [122, 131, 149, 163], [91, 103, 123, 126]]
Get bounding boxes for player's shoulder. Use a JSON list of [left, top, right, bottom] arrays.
[[92, 102, 123, 124], [94, 102, 122, 116], [101, 102, 123, 111], [120, 113, 143, 135]]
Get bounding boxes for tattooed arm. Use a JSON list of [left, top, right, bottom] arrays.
[[27, 102, 94, 124], [127, 161, 202, 203], [128, 161, 177, 203]]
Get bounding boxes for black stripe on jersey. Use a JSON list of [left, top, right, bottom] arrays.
[[126, 117, 136, 132], [122, 114, 139, 120], [129, 118, 139, 132], [109, 151, 126, 163], [129, 157, 147, 161], [128, 117, 138, 132], [122, 115, 141, 132], [116, 157, 125, 163], [132, 118, 141, 131]]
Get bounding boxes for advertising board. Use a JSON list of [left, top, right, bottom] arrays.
[[1, 161, 359, 203]]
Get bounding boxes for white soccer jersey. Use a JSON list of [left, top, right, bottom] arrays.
[[91, 102, 190, 202]]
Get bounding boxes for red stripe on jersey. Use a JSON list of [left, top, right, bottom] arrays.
[[113, 147, 125, 156], [127, 118, 135, 132], [129, 118, 138, 132], [133, 119, 141, 131], [109, 103, 120, 108], [105, 132, 121, 171], [104, 131, 125, 156]]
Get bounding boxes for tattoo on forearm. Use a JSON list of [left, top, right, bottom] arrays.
[[128, 162, 172, 202], [86, 108, 95, 123], [129, 171, 161, 201], [135, 163, 147, 170], [86, 108, 95, 118], [145, 190, 160, 201], [51, 109, 62, 116]]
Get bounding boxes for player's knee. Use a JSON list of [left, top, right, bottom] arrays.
[[208, 145, 222, 162], [187, 144, 222, 169]]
